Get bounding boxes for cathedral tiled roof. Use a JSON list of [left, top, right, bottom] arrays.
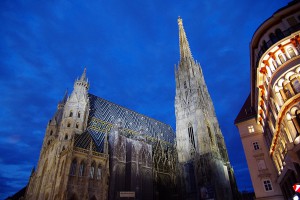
[[74, 131, 101, 152], [86, 94, 175, 152]]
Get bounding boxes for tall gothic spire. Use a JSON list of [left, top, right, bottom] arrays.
[[178, 17, 193, 61], [80, 67, 87, 81]]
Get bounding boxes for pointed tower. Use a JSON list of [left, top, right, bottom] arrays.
[[57, 68, 90, 150], [175, 17, 238, 200], [25, 68, 110, 200]]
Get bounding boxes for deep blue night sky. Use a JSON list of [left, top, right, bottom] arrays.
[[0, 0, 290, 198]]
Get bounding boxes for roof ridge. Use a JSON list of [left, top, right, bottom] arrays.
[[88, 93, 175, 132]]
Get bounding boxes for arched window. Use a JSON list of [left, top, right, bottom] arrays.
[[275, 29, 284, 40], [79, 161, 85, 177], [65, 134, 68, 140], [67, 122, 71, 128], [188, 124, 196, 149], [50, 130, 53, 136], [287, 47, 296, 58], [96, 165, 102, 180], [90, 162, 95, 179], [140, 150, 146, 165], [69, 111, 73, 117], [278, 54, 285, 64], [271, 60, 277, 71], [70, 159, 77, 176], [283, 83, 292, 99], [291, 77, 300, 93], [76, 123, 79, 129], [77, 112, 81, 118]]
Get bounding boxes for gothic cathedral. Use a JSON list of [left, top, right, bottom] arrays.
[[24, 18, 238, 200], [175, 17, 237, 200]]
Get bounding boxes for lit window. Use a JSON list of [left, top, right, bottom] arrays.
[[271, 60, 277, 70], [248, 126, 255, 133], [287, 47, 296, 58], [253, 141, 260, 150], [291, 78, 300, 93], [278, 54, 285, 64], [283, 83, 292, 99], [263, 179, 273, 191]]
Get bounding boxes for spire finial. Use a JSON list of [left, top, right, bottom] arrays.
[[178, 16, 182, 25], [80, 67, 87, 81], [74, 67, 89, 90], [178, 17, 193, 61]]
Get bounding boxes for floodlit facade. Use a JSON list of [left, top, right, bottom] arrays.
[[24, 69, 178, 200], [175, 17, 239, 200], [235, 1, 300, 199], [22, 18, 238, 200]]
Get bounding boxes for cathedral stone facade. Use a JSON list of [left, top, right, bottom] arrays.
[[175, 17, 238, 200], [24, 18, 238, 200]]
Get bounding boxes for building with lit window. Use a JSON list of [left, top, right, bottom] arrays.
[[235, 1, 300, 199]]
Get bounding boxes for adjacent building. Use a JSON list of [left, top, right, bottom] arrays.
[[235, 1, 300, 199], [23, 18, 238, 200]]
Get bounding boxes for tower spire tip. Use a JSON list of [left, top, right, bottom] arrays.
[[178, 17, 193, 61], [80, 67, 87, 81]]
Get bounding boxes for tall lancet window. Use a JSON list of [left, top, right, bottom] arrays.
[[70, 159, 77, 176], [79, 161, 85, 177], [206, 121, 214, 144], [90, 162, 95, 179], [188, 123, 196, 149], [96, 165, 102, 180]]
